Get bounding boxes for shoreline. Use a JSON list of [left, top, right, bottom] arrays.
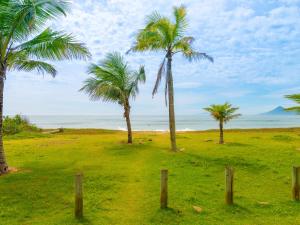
[[43, 127, 300, 133], [25, 115, 300, 131]]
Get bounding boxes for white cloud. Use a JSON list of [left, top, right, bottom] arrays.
[[4, 0, 300, 115]]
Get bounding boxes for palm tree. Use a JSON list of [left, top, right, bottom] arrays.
[[129, 5, 213, 151], [285, 94, 300, 114], [204, 103, 241, 144], [0, 0, 91, 174], [80, 52, 145, 144]]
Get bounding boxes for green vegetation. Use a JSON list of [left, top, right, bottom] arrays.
[[285, 94, 300, 114], [0, 2, 296, 224], [3, 115, 39, 135], [204, 103, 241, 144], [1, 128, 300, 224], [130, 5, 213, 151], [0, 0, 91, 174], [80, 52, 146, 143]]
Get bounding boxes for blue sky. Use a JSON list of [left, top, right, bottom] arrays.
[[4, 0, 300, 115]]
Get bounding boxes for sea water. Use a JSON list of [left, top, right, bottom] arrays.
[[26, 115, 300, 131]]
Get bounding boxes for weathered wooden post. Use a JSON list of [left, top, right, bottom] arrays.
[[75, 173, 83, 219], [292, 166, 300, 201], [225, 166, 234, 205], [160, 169, 168, 208]]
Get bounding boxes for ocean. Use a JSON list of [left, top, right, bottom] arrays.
[[26, 115, 300, 131]]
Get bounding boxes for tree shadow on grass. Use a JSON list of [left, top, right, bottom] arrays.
[[71, 217, 92, 225], [150, 207, 183, 224], [103, 141, 151, 157], [183, 152, 270, 173], [223, 203, 251, 214]]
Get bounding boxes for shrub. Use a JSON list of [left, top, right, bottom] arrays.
[[3, 115, 39, 135]]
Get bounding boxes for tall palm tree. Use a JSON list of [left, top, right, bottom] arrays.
[[80, 52, 145, 144], [0, 0, 91, 174], [285, 94, 300, 114], [204, 103, 241, 144], [129, 5, 213, 151]]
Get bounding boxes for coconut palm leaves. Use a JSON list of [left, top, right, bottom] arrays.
[[80, 52, 146, 143], [130, 5, 213, 151], [285, 94, 300, 114], [204, 103, 241, 144], [0, 0, 91, 174], [204, 103, 241, 123], [130, 6, 213, 97], [0, 1, 90, 77]]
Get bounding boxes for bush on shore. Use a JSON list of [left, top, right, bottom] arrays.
[[3, 115, 39, 135]]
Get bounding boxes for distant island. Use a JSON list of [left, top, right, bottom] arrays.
[[261, 106, 298, 115]]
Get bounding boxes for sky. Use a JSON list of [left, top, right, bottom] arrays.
[[4, 0, 300, 116]]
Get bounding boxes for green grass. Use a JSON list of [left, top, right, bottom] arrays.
[[1, 128, 300, 224]]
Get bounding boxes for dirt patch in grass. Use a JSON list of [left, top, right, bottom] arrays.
[[0, 167, 19, 176]]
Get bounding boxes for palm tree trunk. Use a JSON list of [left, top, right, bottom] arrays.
[[124, 99, 132, 144], [219, 120, 224, 144], [0, 68, 8, 174], [167, 55, 177, 151]]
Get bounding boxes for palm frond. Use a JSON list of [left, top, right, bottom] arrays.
[[285, 106, 300, 114], [130, 65, 146, 98], [285, 94, 300, 114], [80, 77, 123, 103], [185, 52, 214, 62], [224, 113, 241, 123], [145, 11, 163, 28], [152, 58, 166, 97], [204, 103, 241, 122], [173, 5, 188, 39], [154, 18, 174, 47], [285, 94, 300, 104], [81, 52, 145, 105], [130, 28, 168, 52], [164, 68, 170, 106], [130, 11, 174, 53], [12, 60, 57, 77], [173, 37, 213, 62], [15, 28, 91, 60], [2, 0, 70, 46]]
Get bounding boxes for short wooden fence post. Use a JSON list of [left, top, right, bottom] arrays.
[[225, 166, 234, 205], [292, 166, 300, 201], [161, 169, 168, 208], [75, 173, 83, 219]]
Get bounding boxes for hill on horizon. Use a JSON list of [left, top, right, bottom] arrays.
[[261, 106, 298, 115]]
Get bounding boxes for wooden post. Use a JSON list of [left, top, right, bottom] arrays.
[[75, 173, 83, 219], [292, 166, 300, 201], [160, 169, 168, 208], [225, 166, 234, 205]]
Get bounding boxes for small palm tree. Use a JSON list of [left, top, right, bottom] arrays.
[[80, 52, 145, 144], [129, 5, 213, 151], [285, 94, 300, 114], [204, 103, 241, 144], [0, 0, 91, 174]]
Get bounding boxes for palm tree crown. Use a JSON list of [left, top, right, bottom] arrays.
[[130, 5, 213, 97], [285, 94, 300, 114], [0, 0, 91, 78], [81, 52, 145, 104], [204, 103, 241, 123], [80, 52, 145, 144]]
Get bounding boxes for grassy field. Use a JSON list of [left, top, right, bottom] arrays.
[[1, 128, 300, 224]]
